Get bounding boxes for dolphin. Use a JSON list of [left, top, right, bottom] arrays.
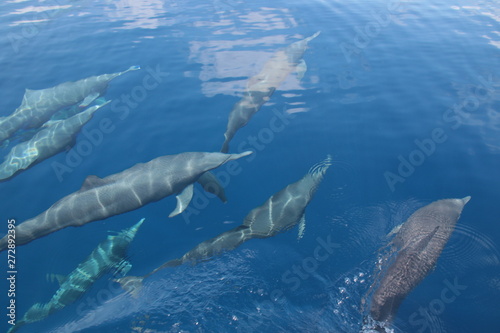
[[0, 151, 253, 252], [0, 101, 111, 182], [0, 66, 140, 146], [6, 218, 145, 333], [116, 155, 332, 297], [363, 196, 471, 331], [220, 31, 320, 153]]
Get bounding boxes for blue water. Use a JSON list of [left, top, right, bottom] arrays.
[[1, 0, 499, 332]]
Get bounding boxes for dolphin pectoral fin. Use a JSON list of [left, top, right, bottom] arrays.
[[297, 214, 306, 240], [79, 92, 100, 107], [169, 184, 194, 217], [296, 59, 307, 81], [46, 273, 67, 286], [197, 171, 227, 203], [115, 276, 144, 298]]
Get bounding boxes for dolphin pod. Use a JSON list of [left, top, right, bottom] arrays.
[[116, 155, 332, 297], [0, 66, 139, 146], [220, 31, 320, 153], [0, 151, 253, 252], [362, 196, 471, 331], [7, 218, 145, 333], [0, 101, 111, 182]]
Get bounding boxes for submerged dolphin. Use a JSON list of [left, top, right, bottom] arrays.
[[0, 101, 110, 182], [116, 155, 332, 297], [221, 31, 320, 153], [363, 196, 471, 331], [7, 218, 145, 333], [0, 151, 252, 251], [0, 66, 139, 145]]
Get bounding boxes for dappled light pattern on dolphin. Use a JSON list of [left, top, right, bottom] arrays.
[[6, 218, 145, 333], [0, 66, 139, 146], [0, 101, 110, 182], [221, 32, 320, 153], [0, 151, 253, 252], [361, 196, 471, 332], [116, 155, 332, 298]]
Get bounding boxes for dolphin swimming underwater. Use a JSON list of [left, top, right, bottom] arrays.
[[0, 151, 253, 252], [0, 66, 139, 146], [0, 101, 110, 182], [116, 155, 332, 297], [6, 218, 145, 333], [362, 196, 471, 332], [220, 31, 320, 153]]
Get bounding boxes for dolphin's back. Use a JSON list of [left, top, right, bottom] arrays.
[[369, 197, 471, 324]]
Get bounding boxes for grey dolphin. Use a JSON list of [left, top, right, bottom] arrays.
[[220, 32, 320, 153], [0, 151, 253, 252], [7, 218, 145, 333], [364, 196, 471, 331], [0, 66, 139, 145], [116, 155, 332, 297], [0, 101, 110, 182]]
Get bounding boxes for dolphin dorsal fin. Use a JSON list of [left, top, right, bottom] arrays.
[[81, 175, 108, 191], [46, 273, 67, 286]]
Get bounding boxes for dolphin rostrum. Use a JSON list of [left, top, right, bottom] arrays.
[[7, 218, 145, 333], [0, 151, 253, 252], [363, 196, 471, 331], [116, 155, 332, 297], [220, 32, 320, 153], [0, 66, 140, 146], [0, 101, 111, 182]]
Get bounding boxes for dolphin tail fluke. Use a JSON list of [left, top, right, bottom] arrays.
[[461, 196, 471, 205], [115, 276, 144, 298]]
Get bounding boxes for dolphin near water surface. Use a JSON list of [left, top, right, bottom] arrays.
[[6, 218, 145, 333], [220, 32, 320, 153], [0, 101, 110, 182], [116, 155, 332, 297], [0, 66, 139, 146], [362, 196, 471, 332], [0, 151, 253, 252]]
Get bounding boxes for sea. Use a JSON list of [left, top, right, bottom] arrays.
[[0, 0, 499, 332]]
